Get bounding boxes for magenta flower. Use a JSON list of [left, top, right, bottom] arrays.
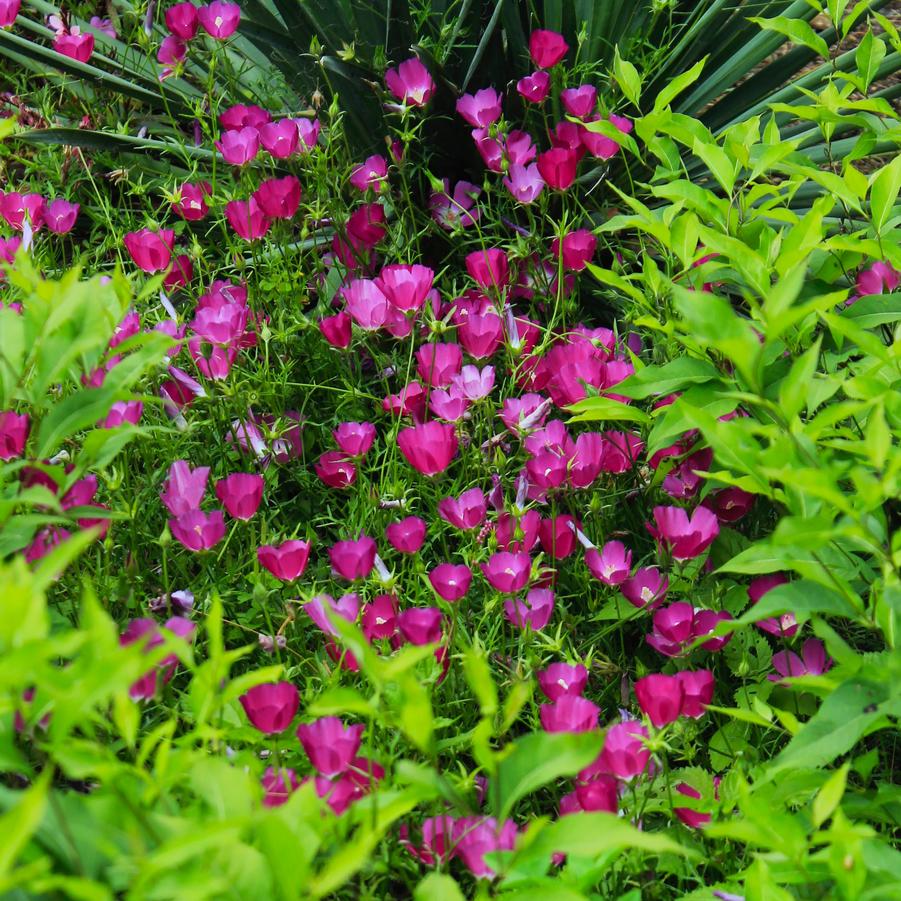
[[297, 717, 364, 777], [561, 84, 598, 119], [54, 32, 94, 62], [124, 228, 174, 273], [171, 182, 211, 221], [538, 515, 579, 559], [503, 163, 545, 203], [315, 451, 357, 489], [591, 720, 650, 780], [552, 229, 597, 271], [398, 421, 458, 475], [304, 592, 360, 636], [216, 126, 260, 165], [581, 114, 633, 160], [465, 248, 508, 290], [529, 29, 569, 68], [225, 198, 271, 240], [481, 551, 531, 593], [541, 695, 600, 733], [504, 586, 554, 630], [770, 638, 832, 681], [647, 603, 733, 657], [362, 594, 398, 640], [456, 88, 503, 127], [343, 278, 389, 331], [260, 118, 299, 157], [253, 175, 301, 219], [385, 57, 435, 106], [0, 0, 20, 28], [319, 311, 352, 348], [157, 34, 186, 78], [239, 682, 299, 734], [101, 400, 143, 429], [397, 607, 443, 645], [333, 421, 376, 458], [538, 663, 588, 701], [215, 473, 263, 520], [573, 776, 619, 814], [0, 410, 28, 460], [676, 670, 714, 717], [452, 365, 495, 402], [748, 573, 797, 637], [44, 198, 79, 234], [257, 540, 311, 581], [635, 674, 684, 727], [856, 260, 899, 296], [165, 2, 199, 39], [516, 70, 550, 103], [0, 192, 44, 231], [621, 566, 668, 609], [536, 147, 578, 191], [400, 816, 457, 866], [674, 781, 714, 828], [261, 767, 300, 807], [121, 616, 195, 700], [438, 488, 487, 530], [430, 179, 481, 230], [377, 263, 434, 312], [428, 563, 473, 602], [296, 117, 320, 150], [454, 817, 518, 879], [456, 309, 503, 359], [416, 343, 463, 388], [160, 459, 210, 516], [329, 535, 377, 581], [220, 104, 270, 131], [385, 516, 427, 554], [648, 505, 719, 560], [197, 0, 240, 38], [586, 540, 632, 586], [169, 509, 226, 551], [349, 154, 389, 192]]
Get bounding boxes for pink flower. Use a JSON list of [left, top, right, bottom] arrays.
[[343, 278, 389, 331], [172, 182, 211, 220], [386, 516, 427, 554], [333, 421, 376, 457], [315, 451, 356, 489], [44, 198, 79, 234], [465, 248, 508, 290], [430, 179, 481, 230], [350, 154, 389, 191], [220, 104, 270, 131], [456, 310, 503, 358], [416, 343, 463, 387], [481, 551, 531, 593], [297, 717, 364, 777], [452, 365, 495, 401], [385, 57, 435, 106], [572, 776, 619, 814], [160, 459, 210, 516], [169, 509, 226, 551], [165, 2, 199, 39], [261, 767, 300, 807], [319, 311, 352, 348], [620, 567, 668, 609], [428, 563, 473, 602], [647, 505, 719, 560], [635, 674, 684, 727], [257, 540, 312, 580], [647, 603, 733, 658], [397, 421, 458, 475], [538, 515, 579, 559], [552, 229, 596, 271], [561, 85, 597, 119], [225, 197, 271, 240], [674, 781, 714, 828], [296, 117, 320, 150], [239, 682, 299, 734], [504, 587, 554, 631], [748, 573, 797, 638], [0, 192, 43, 231], [253, 175, 301, 219], [397, 607, 443, 644], [529, 29, 569, 68], [438, 488, 486, 530], [456, 88, 503, 127], [197, 0, 240, 38], [304, 593, 360, 636], [770, 638, 832, 681], [536, 147, 578, 190], [0, 0, 20, 28], [585, 540, 632, 586], [538, 663, 588, 701], [329, 535, 377, 581], [516, 70, 550, 103], [216, 126, 260, 165], [400, 816, 456, 865], [157, 34, 186, 78], [377, 264, 434, 312], [54, 32, 94, 62], [124, 228, 174, 273], [101, 400, 143, 428], [0, 411, 28, 460], [541, 695, 599, 733], [856, 260, 899, 296], [580, 114, 633, 160], [503, 163, 544, 203], [121, 617, 195, 699], [591, 720, 649, 780], [676, 670, 714, 718], [454, 817, 518, 878], [362, 594, 398, 640], [214, 473, 263, 520], [260, 118, 299, 158]]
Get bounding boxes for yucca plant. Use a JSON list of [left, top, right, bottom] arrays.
[[2, 0, 899, 178]]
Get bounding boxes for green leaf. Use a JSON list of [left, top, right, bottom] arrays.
[[612, 357, 720, 400], [869, 154, 901, 234], [462, 646, 498, 717], [749, 16, 830, 58], [0, 770, 50, 884], [856, 31, 886, 89], [414, 873, 466, 901], [842, 294, 901, 328], [692, 138, 736, 194], [733, 579, 861, 626], [612, 47, 641, 107], [493, 731, 602, 821], [653, 58, 707, 112], [812, 763, 849, 827], [584, 262, 645, 303], [568, 396, 649, 425]]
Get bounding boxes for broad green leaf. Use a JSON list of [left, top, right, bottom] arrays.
[[733, 579, 861, 626], [869, 154, 901, 233], [692, 138, 736, 194], [612, 47, 641, 107], [585, 262, 646, 302], [612, 357, 721, 400], [493, 731, 602, 821], [812, 763, 849, 827], [842, 293, 901, 328], [749, 16, 830, 58], [653, 58, 707, 112], [568, 396, 649, 425], [414, 873, 465, 901], [0, 770, 50, 884], [856, 31, 887, 89]]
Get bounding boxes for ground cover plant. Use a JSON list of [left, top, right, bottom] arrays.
[[0, 0, 900, 898]]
